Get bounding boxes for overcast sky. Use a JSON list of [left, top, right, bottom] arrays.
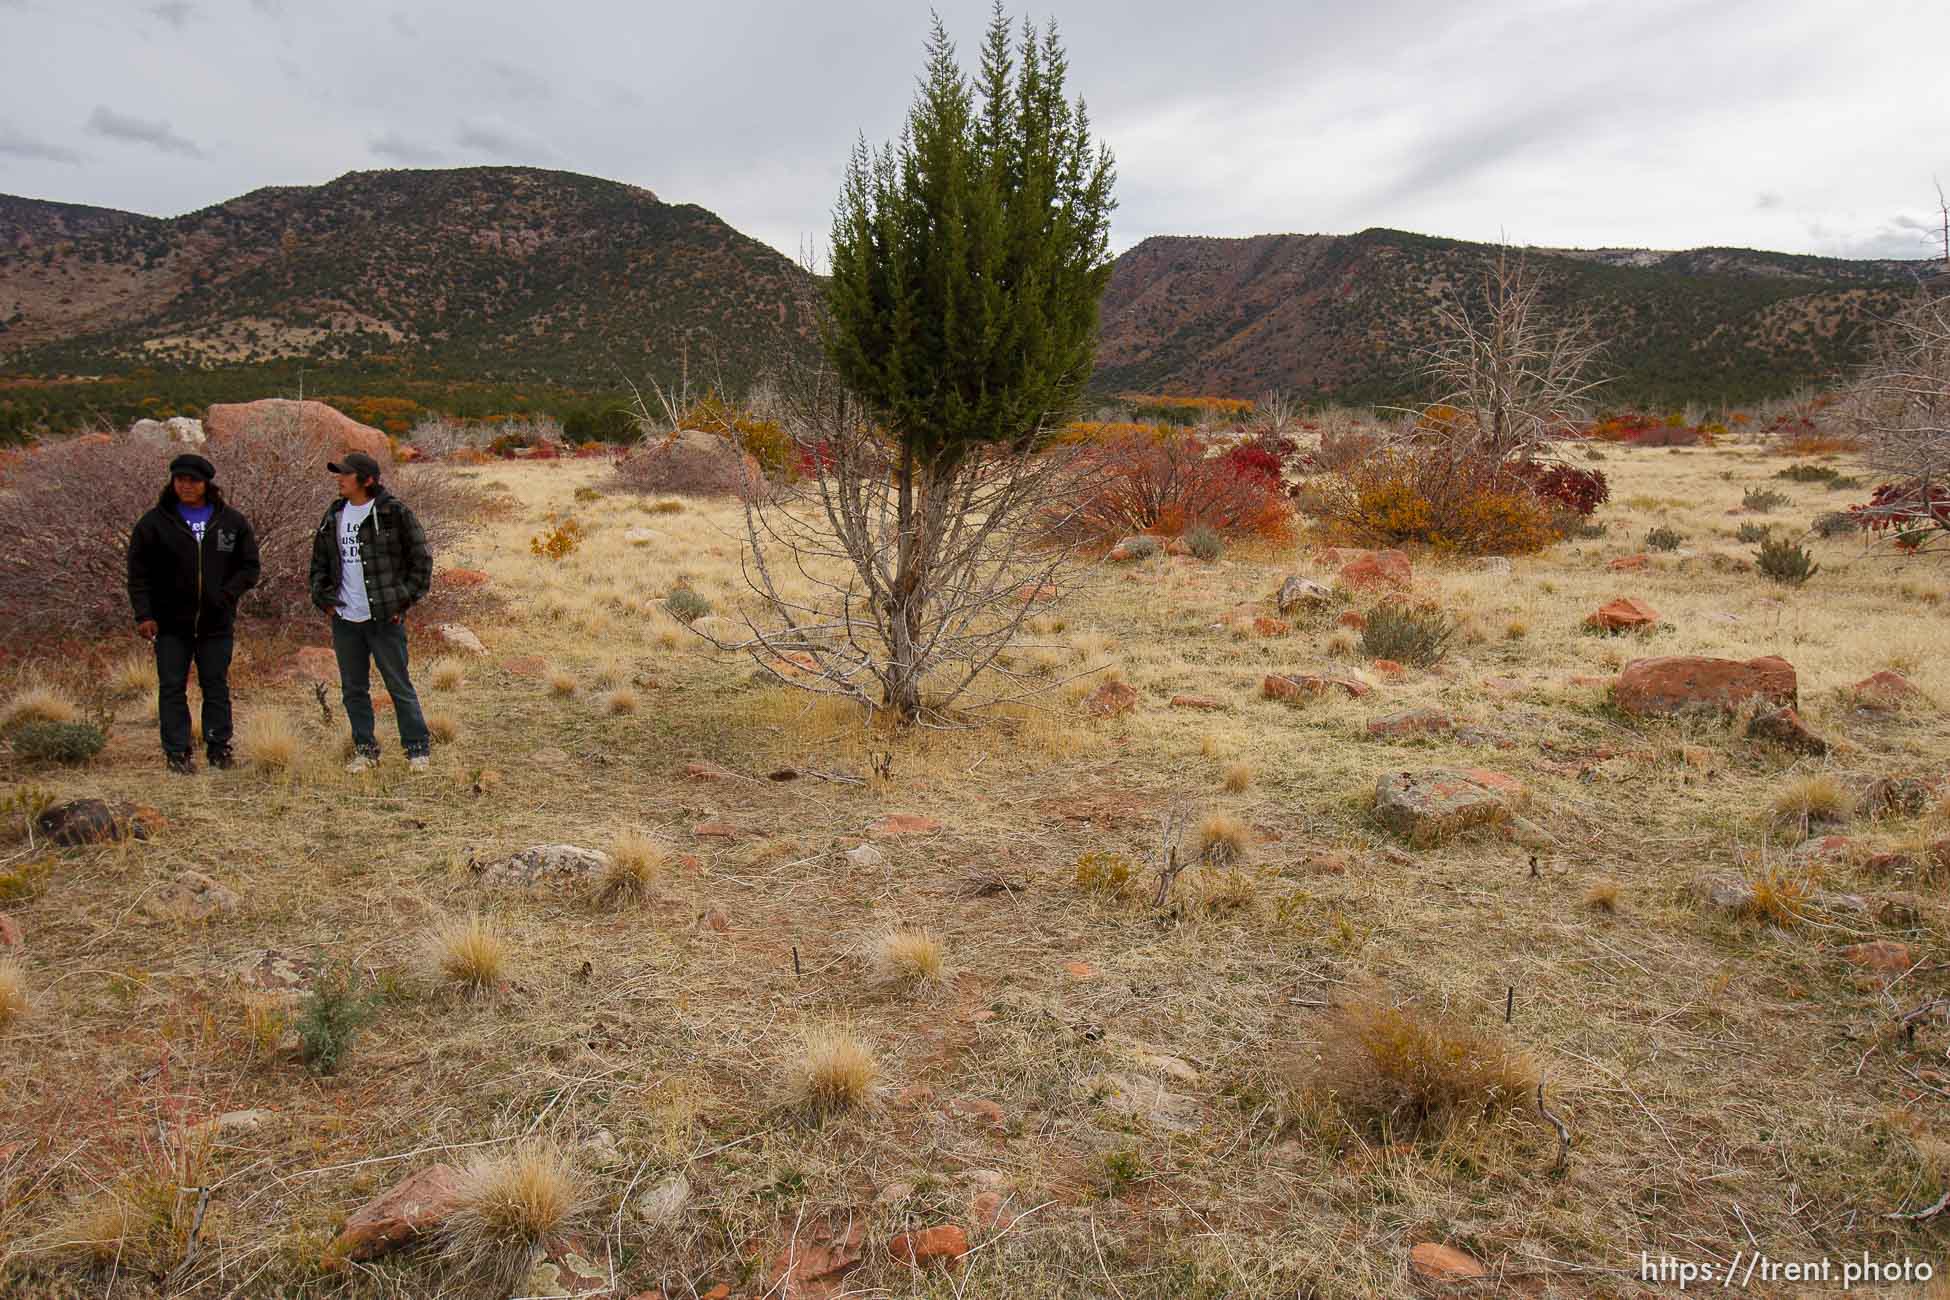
[[2, 0, 1946, 263]]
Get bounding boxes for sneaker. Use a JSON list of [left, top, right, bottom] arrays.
[[207, 747, 236, 771], [165, 752, 197, 776], [407, 754, 431, 774], [345, 752, 378, 774]]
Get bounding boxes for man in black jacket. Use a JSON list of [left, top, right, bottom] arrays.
[[127, 453, 262, 774]]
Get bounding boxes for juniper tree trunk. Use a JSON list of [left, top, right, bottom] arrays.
[[885, 441, 925, 720]]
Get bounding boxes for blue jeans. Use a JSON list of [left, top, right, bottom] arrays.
[[155, 633, 232, 758], [330, 616, 430, 758]]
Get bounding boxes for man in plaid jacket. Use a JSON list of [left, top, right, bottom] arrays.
[[307, 451, 434, 773]]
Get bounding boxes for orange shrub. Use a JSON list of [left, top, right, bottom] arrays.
[[1052, 430, 1292, 544], [678, 392, 793, 474], [1320, 451, 1557, 556]]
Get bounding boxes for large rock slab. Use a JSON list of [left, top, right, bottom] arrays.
[[204, 399, 389, 462], [139, 871, 241, 925], [323, 1163, 463, 1267], [1614, 655, 1796, 717], [1276, 575, 1334, 614], [477, 844, 611, 887], [1374, 769, 1527, 847], [37, 799, 163, 846]]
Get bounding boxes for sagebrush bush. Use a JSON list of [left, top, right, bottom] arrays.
[[1646, 525, 1683, 552], [1735, 522, 1772, 543], [665, 587, 712, 624], [1742, 486, 1790, 513], [0, 427, 483, 634], [1755, 536, 1819, 585], [1183, 524, 1224, 560], [1359, 604, 1457, 667], [1812, 511, 1860, 538], [11, 720, 105, 765], [1777, 463, 1840, 483]]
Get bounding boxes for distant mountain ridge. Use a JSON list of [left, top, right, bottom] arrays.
[[0, 166, 821, 390], [1095, 228, 1929, 405], [0, 167, 1932, 410]]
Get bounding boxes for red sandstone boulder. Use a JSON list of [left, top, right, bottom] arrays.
[[1614, 655, 1797, 717], [205, 399, 389, 463], [323, 1164, 463, 1267], [1586, 597, 1660, 632], [1336, 548, 1413, 590]]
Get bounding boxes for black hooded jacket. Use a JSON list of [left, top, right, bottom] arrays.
[[126, 483, 262, 637]]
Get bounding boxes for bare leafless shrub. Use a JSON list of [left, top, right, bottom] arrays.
[[0, 425, 486, 636], [611, 430, 760, 499], [1846, 289, 1950, 555]]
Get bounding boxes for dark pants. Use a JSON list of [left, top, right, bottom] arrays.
[[155, 633, 233, 759], [330, 616, 430, 758]]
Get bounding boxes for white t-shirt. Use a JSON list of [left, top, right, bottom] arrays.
[[336, 499, 376, 622]]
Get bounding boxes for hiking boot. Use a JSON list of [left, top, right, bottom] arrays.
[[165, 752, 197, 776], [407, 754, 431, 774], [344, 752, 378, 775], [207, 747, 236, 771]]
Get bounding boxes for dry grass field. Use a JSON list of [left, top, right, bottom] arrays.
[[4, 439, 1950, 1298]]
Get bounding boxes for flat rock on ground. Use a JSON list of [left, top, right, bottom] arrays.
[[1373, 769, 1527, 847], [477, 844, 612, 887], [1614, 655, 1796, 717], [324, 1163, 463, 1266]]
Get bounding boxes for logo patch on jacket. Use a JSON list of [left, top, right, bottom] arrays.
[[217, 530, 237, 552]]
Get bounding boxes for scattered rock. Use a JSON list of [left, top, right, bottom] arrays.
[[1746, 706, 1829, 755], [1336, 548, 1412, 590], [1373, 770, 1525, 847], [1079, 1071, 1203, 1133], [190, 1109, 274, 1137], [1841, 940, 1916, 977], [1613, 655, 1797, 717], [844, 843, 886, 868], [763, 1210, 865, 1298], [236, 948, 319, 996], [1064, 960, 1096, 979], [521, 1235, 609, 1298], [1169, 693, 1225, 711], [1410, 1242, 1488, 1282], [1263, 671, 1370, 701], [130, 416, 207, 447], [635, 1173, 689, 1227], [1370, 659, 1407, 680], [692, 822, 740, 839], [887, 1225, 969, 1271], [1106, 536, 1153, 562], [1336, 610, 1368, 631], [0, 914, 21, 949], [324, 1163, 463, 1266], [205, 399, 388, 461], [867, 814, 942, 837], [1607, 554, 1651, 571], [1276, 575, 1334, 614], [1586, 597, 1660, 632], [477, 844, 611, 887], [139, 871, 241, 925], [1878, 893, 1926, 928], [37, 799, 162, 846], [1694, 878, 1756, 914], [946, 1097, 1007, 1130], [1251, 616, 1290, 637], [436, 623, 488, 656], [1365, 707, 1454, 740], [503, 655, 548, 677], [1085, 680, 1139, 717], [1852, 671, 1919, 710], [968, 1190, 1016, 1232]]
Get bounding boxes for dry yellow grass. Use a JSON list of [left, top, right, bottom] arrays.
[[2, 684, 79, 730], [442, 1140, 584, 1288], [8, 449, 1950, 1297], [1221, 760, 1253, 792], [428, 657, 466, 690], [426, 709, 461, 743], [1583, 878, 1621, 912], [237, 711, 300, 772], [869, 926, 945, 986], [109, 651, 158, 697], [1195, 812, 1248, 867], [791, 1026, 877, 1112], [0, 958, 28, 1028], [1302, 1001, 1537, 1139], [594, 830, 661, 907], [548, 670, 578, 697], [604, 687, 638, 715], [1770, 772, 1851, 826], [427, 914, 508, 994]]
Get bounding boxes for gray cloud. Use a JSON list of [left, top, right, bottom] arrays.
[[370, 131, 444, 165], [84, 106, 205, 158], [454, 119, 552, 162], [484, 60, 552, 104], [147, 1, 197, 27], [1755, 192, 1783, 210], [0, 124, 81, 163], [389, 11, 415, 36]]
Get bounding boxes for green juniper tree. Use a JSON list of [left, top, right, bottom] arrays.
[[731, 7, 1115, 724]]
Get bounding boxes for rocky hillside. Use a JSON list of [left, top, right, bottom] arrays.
[[1095, 228, 1929, 405], [0, 167, 819, 389]]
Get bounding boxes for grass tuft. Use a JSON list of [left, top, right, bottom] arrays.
[[549, 671, 578, 698], [1221, 761, 1254, 792], [0, 957, 29, 1028], [1583, 878, 1621, 913], [1305, 1001, 1537, 1138], [870, 926, 946, 986], [111, 651, 159, 697], [442, 1140, 585, 1288], [605, 687, 639, 715], [239, 712, 301, 771], [428, 914, 509, 994], [1196, 812, 1249, 867], [594, 830, 662, 907], [1770, 773, 1850, 827], [429, 658, 467, 690], [427, 709, 461, 744], [791, 1026, 878, 1113], [1, 684, 80, 732]]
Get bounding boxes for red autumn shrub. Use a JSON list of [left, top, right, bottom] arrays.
[[1054, 431, 1292, 543], [1512, 462, 1610, 516]]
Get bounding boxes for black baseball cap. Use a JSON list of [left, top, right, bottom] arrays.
[[169, 453, 216, 482], [327, 451, 382, 479]]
